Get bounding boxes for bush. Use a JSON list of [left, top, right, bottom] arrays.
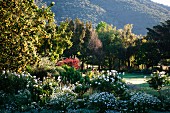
[[147, 71, 170, 91], [56, 58, 80, 69], [47, 90, 77, 112], [90, 73, 129, 99], [27, 57, 59, 81], [0, 70, 59, 111], [129, 92, 161, 112], [0, 71, 33, 111], [59, 65, 83, 84], [88, 92, 117, 112]]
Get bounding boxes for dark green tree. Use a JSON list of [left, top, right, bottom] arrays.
[[63, 18, 85, 58], [118, 24, 139, 69], [146, 20, 170, 60], [79, 22, 93, 70], [135, 40, 161, 69]]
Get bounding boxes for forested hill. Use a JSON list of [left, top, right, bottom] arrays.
[[42, 0, 170, 35]]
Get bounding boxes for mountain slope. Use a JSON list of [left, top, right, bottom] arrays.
[[43, 0, 170, 35]]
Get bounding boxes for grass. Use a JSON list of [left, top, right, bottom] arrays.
[[120, 73, 170, 96]]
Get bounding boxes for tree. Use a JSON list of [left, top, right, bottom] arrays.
[[118, 24, 139, 69], [79, 22, 93, 70], [135, 40, 161, 69], [146, 20, 170, 60], [39, 20, 73, 60], [63, 18, 85, 58], [96, 22, 122, 71], [0, 0, 71, 72]]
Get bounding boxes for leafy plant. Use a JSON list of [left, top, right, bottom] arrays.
[[88, 92, 117, 112], [147, 71, 170, 91], [129, 92, 161, 112], [90, 73, 128, 99], [56, 58, 80, 69], [59, 65, 83, 84], [47, 90, 77, 112]]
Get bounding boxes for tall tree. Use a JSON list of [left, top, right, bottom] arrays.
[[63, 18, 85, 58], [118, 24, 138, 69], [135, 40, 161, 69], [0, 0, 71, 72], [96, 22, 122, 71], [146, 20, 170, 60], [79, 22, 93, 70]]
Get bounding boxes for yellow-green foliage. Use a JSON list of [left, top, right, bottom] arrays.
[[0, 0, 72, 72]]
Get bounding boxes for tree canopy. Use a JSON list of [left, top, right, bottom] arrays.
[[0, 0, 72, 72]]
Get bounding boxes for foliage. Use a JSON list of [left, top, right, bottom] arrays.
[[147, 20, 170, 60], [0, 70, 59, 111], [88, 92, 117, 112], [96, 22, 123, 70], [135, 38, 161, 68], [90, 72, 128, 99], [118, 24, 139, 69], [56, 58, 80, 69], [129, 92, 161, 112], [74, 75, 91, 98], [0, 0, 72, 72], [63, 18, 85, 58], [47, 90, 77, 112], [59, 65, 83, 84], [0, 0, 53, 72], [27, 57, 59, 81], [147, 71, 170, 91]]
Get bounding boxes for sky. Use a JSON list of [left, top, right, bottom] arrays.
[[151, 0, 170, 6]]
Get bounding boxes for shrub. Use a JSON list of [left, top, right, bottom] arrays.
[[90, 73, 129, 99], [88, 92, 117, 112], [59, 65, 83, 84], [147, 71, 170, 91], [0, 71, 30, 94], [129, 92, 161, 112], [56, 58, 80, 69], [0, 71, 33, 111], [27, 57, 59, 81], [0, 70, 59, 111], [47, 90, 77, 112]]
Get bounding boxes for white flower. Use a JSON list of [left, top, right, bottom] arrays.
[[2, 70, 5, 74], [49, 82, 52, 86], [159, 71, 166, 75]]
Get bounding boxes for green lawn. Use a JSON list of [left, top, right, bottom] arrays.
[[120, 73, 170, 97]]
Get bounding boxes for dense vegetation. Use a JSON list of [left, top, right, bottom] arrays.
[[0, 0, 170, 112]]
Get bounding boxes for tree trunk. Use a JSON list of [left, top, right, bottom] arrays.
[[127, 58, 131, 69], [109, 57, 112, 71], [81, 61, 84, 71]]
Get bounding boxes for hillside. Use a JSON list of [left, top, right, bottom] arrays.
[[42, 0, 170, 35]]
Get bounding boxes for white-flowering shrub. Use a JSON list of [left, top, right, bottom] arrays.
[[129, 92, 161, 112], [48, 90, 77, 112], [147, 71, 170, 91], [88, 92, 117, 112], [91, 74, 129, 99]]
